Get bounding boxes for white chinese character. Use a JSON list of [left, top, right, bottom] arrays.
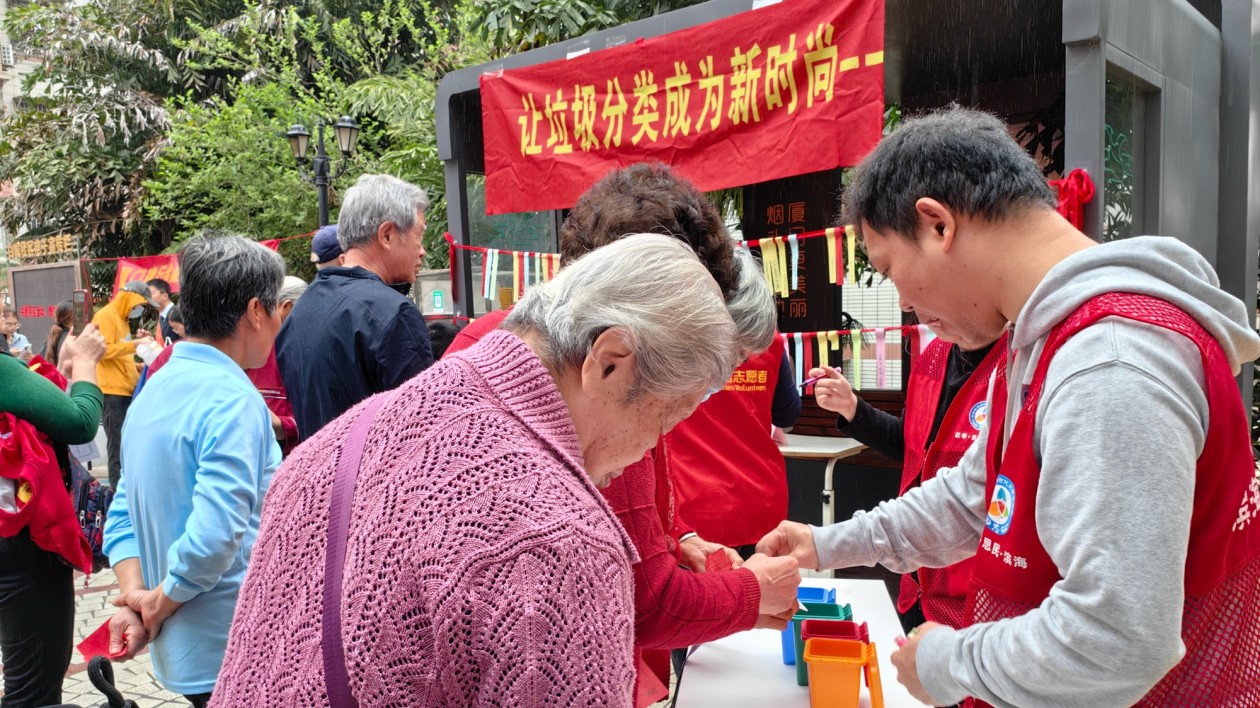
[[1234, 473, 1260, 532], [1015, 556, 1028, 569], [982, 538, 992, 552], [1003, 552, 1013, 566], [992, 542, 1002, 557]]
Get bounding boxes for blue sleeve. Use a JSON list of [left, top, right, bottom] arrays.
[[377, 304, 434, 391], [771, 354, 802, 428], [160, 393, 271, 603], [103, 475, 140, 565]]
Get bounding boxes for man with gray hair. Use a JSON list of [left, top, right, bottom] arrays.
[[102, 233, 285, 706], [277, 173, 435, 441]]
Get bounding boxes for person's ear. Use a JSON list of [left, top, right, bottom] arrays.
[[914, 198, 958, 252], [376, 221, 397, 250], [246, 298, 265, 332], [581, 327, 637, 399]]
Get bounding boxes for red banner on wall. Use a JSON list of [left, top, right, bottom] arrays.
[[480, 0, 884, 215], [110, 239, 279, 297]]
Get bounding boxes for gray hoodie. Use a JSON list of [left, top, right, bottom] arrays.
[[811, 236, 1260, 707]]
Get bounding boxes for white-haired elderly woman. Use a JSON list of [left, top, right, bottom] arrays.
[[246, 275, 307, 457], [212, 233, 741, 707]]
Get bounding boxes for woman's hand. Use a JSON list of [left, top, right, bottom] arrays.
[[808, 367, 859, 420], [679, 535, 742, 572], [65, 324, 107, 364]]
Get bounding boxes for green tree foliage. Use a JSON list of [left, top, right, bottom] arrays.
[[141, 83, 360, 250], [469, 0, 702, 55], [0, 0, 244, 255]]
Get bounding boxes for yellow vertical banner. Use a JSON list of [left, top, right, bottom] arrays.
[[512, 255, 521, 302], [825, 228, 838, 284], [817, 333, 830, 372], [845, 224, 858, 285], [758, 238, 776, 294], [774, 237, 789, 297], [851, 332, 863, 391]]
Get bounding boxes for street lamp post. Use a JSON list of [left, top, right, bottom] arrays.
[[286, 116, 360, 227]]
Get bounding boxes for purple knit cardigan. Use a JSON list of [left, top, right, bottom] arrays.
[[212, 331, 638, 706]]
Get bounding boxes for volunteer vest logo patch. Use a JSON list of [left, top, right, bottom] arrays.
[[986, 475, 1016, 536], [968, 401, 987, 431]]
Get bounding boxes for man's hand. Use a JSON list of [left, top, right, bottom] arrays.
[[679, 535, 742, 572], [741, 553, 800, 616], [113, 586, 182, 640], [808, 366, 859, 420], [135, 328, 152, 340], [107, 606, 149, 660], [891, 622, 948, 705], [756, 520, 820, 569]]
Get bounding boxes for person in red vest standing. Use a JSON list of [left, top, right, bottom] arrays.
[[667, 306, 802, 557], [757, 106, 1260, 707], [808, 328, 1007, 636]]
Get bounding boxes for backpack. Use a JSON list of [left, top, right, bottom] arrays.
[[69, 453, 113, 574]]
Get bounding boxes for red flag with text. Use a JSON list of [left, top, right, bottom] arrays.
[[479, 0, 884, 214], [110, 239, 280, 297]]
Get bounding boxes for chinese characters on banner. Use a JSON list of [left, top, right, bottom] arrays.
[[109, 240, 279, 297], [479, 0, 884, 214]]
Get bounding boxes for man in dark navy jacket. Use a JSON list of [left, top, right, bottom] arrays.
[[277, 174, 434, 441]]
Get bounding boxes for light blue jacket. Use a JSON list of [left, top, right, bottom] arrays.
[[104, 342, 280, 695]]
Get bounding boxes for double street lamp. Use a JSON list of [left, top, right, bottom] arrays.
[[286, 116, 360, 227]]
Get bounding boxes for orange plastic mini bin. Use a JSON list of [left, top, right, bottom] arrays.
[[802, 637, 883, 708]]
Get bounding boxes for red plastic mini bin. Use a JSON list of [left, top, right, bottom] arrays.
[[802, 638, 884, 708], [801, 619, 870, 645]]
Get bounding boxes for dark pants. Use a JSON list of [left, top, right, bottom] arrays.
[[0, 530, 74, 708], [102, 394, 131, 490], [184, 693, 212, 708]]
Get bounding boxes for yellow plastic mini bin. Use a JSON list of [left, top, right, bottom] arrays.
[[802, 637, 883, 708]]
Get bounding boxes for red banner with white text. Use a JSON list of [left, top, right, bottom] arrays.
[[110, 239, 279, 297], [479, 0, 884, 214]]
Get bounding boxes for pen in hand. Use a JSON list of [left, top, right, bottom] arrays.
[[799, 367, 835, 389]]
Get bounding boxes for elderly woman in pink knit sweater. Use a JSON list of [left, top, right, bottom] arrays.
[[211, 234, 741, 707]]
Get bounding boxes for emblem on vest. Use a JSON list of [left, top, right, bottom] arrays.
[[986, 475, 1016, 536], [968, 401, 987, 431]]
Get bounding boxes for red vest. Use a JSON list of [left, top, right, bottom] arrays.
[[967, 294, 1260, 706], [670, 336, 787, 547], [898, 334, 1008, 629]]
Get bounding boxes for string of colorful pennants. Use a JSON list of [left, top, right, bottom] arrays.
[[445, 223, 862, 306], [476, 247, 562, 303], [741, 225, 861, 296], [781, 324, 937, 394]]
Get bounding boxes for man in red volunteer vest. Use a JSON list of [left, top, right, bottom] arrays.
[[810, 328, 1007, 635], [758, 106, 1260, 707]]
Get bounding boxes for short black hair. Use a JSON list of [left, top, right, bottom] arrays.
[[167, 306, 183, 325], [427, 319, 463, 360], [146, 279, 172, 297], [178, 234, 284, 340], [842, 106, 1056, 240]]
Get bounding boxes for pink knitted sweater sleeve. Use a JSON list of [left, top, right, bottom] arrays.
[[437, 528, 636, 706]]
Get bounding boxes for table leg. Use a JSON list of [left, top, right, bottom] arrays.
[[822, 455, 840, 528]]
